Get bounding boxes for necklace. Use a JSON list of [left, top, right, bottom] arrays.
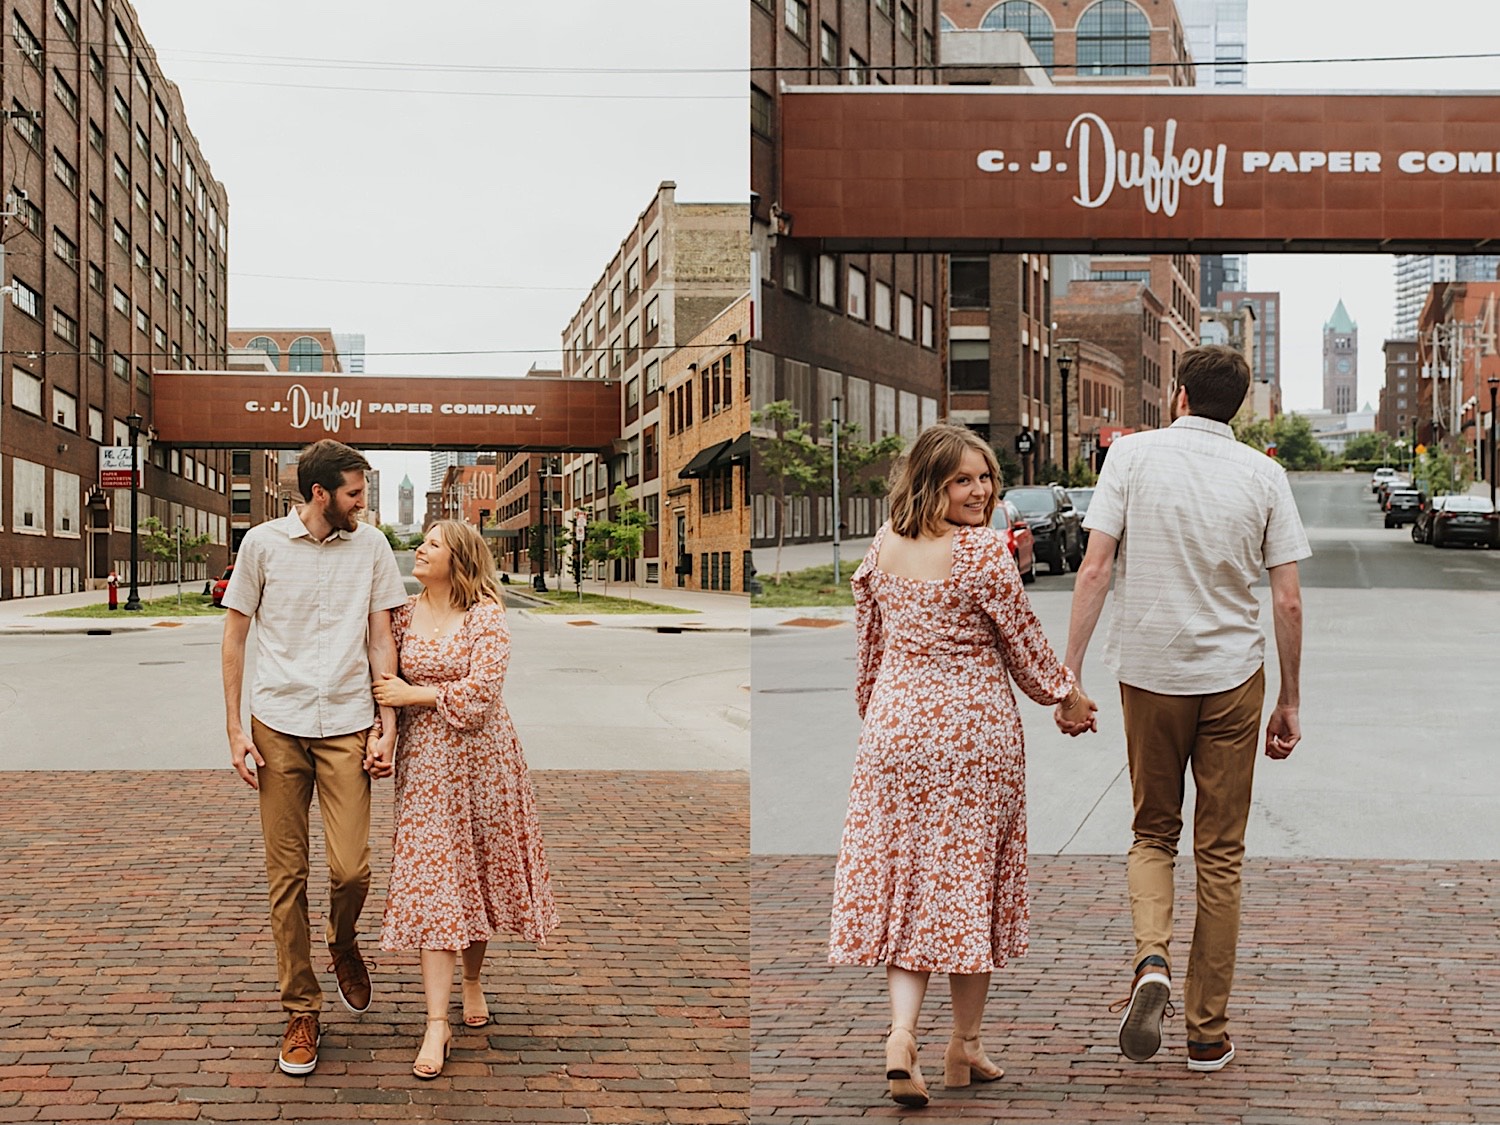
[[421, 592, 460, 638]]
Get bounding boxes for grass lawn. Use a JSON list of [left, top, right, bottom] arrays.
[[751, 563, 853, 608], [525, 590, 695, 615], [43, 593, 225, 618]]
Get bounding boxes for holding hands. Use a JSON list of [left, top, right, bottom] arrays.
[[1054, 679, 1098, 737]]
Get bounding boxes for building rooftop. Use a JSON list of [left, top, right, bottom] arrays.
[[1325, 299, 1357, 333]]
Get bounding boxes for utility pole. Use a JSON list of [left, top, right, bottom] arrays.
[[831, 394, 842, 585]]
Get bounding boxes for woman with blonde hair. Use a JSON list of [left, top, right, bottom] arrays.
[[372, 519, 558, 1079], [828, 424, 1095, 1107]]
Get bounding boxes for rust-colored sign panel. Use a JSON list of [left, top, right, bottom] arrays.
[[151, 372, 620, 451], [780, 89, 1500, 253]]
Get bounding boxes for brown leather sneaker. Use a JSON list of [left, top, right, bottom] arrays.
[[1114, 957, 1172, 1062], [328, 943, 372, 1013], [1187, 1037, 1235, 1072], [278, 1013, 320, 1076]]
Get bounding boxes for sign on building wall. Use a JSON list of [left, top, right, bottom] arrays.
[[99, 445, 141, 488], [780, 89, 1500, 252], [151, 373, 621, 451]]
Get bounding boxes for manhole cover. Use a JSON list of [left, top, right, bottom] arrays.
[[779, 617, 846, 629], [567, 620, 598, 627]]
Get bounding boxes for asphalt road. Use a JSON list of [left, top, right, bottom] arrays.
[[751, 470, 1500, 859], [0, 613, 750, 773]]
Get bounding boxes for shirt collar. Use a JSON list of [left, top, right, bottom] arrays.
[[285, 507, 353, 543], [1170, 415, 1235, 440]]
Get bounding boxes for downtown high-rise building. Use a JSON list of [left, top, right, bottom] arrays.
[[332, 331, 366, 373], [1178, 0, 1248, 305], [1393, 255, 1500, 339]]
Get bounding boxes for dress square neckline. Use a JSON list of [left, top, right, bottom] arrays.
[[868, 523, 980, 586]]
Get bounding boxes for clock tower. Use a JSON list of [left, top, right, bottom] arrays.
[[1323, 299, 1358, 414]]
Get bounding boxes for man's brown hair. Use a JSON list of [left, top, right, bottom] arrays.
[[1176, 345, 1251, 424], [296, 440, 370, 502]]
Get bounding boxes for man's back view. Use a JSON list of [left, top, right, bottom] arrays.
[[1061, 344, 1310, 1072]]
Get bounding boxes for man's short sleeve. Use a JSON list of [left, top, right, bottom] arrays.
[[369, 540, 408, 614], [1082, 444, 1128, 540], [219, 530, 265, 617], [1263, 469, 1312, 568]]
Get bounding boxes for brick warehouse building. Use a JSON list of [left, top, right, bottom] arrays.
[[1052, 280, 1168, 433], [2, 0, 230, 598], [662, 294, 749, 594], [750, 0, 945, 551], [559, 182, 746, 588]]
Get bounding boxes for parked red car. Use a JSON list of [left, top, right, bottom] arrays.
[[211, 565, 234, 607], [991, 498, 1036, 584]]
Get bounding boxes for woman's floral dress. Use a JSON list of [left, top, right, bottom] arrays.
[[379, 596, 558, 951], [828, 523, 1075, 974]]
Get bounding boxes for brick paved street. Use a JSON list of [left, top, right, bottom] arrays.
[[0, 771, 747, 1123], [753, 855, 1500, 1124]]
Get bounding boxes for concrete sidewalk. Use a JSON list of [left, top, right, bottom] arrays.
[[0, 582, 209, 635], [751, 537, 873, 580], [514, 577, 750, 632]]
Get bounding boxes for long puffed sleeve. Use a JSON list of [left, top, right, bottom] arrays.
[[965, 526, 1075, 706], [852, 547, 886, 721], [434, 601, 510, 731]]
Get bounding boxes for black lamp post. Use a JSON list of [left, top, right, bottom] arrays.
[[1057, 350, 1073, 474], [1489, 376, 1498, 509], [124, 412, 144, 611]]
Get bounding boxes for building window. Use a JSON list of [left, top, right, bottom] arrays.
[[11, 279, 39, 319], [288, 336, 323, 372], [646, 297, 659, 333], [87, 118, 104, 154], [981, 1, 1055, 72], [820, 23, 839, 67], [88, 193, 103, 226], [782, 247, 808, 296], [88, 48, 103, 86], [751, 85, 773, 137], [785, 0, 808, 40], [54, 0, 78, 41], [54, 71, 78, 117], [53, 308, 79, 345], [87, 334, 103, 362], [626, 259, 640, 293], [112, 155, 129, 188], [610, 282, 622, 313], [645, 232, 660, 271], [112, 353, 128, 380], [950, 340, 991, 392], [921, 303, 934, 347], [645, 359, 661, 394], [12, 12, 43, 70], [12, 367, 43, 414], [53, 387, 78, 430], [847, 267, 867, 319], [112, 87, 130, 126], [627, 377, 640, 408], [9, 188, 40, 233], [1076, 0, 1151, 77], [12, 459, 45, 533], [874, 280, 892, 330], [10, 100, 41, 152], [898, 3, 915, 41], [848, 50, 870, 84], [819, 255, 838, 308], [88, 406, 103, 441], [626, 317, 640, 349], [950, 257, 990, 308], [53, 229, 78, 269], [898, 292, 915, 339]]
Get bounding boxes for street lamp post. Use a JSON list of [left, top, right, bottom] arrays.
[[124, 412, 144, 611], [1057, 351, 1073, 476], [1489, 377, 1498, 509]]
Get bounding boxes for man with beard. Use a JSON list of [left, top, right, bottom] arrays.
[[221, 439, 407, 1075]]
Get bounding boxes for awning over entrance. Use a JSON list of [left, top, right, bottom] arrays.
[[723, 432, 750, 465], [680, 438, 734, 479]]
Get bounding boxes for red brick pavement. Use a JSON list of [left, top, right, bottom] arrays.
[[753, 854, 1500, 1124], [0, 771, 748, 1123]]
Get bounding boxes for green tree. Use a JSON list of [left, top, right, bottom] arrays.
[[1412, 444, 1474, 496], [1270, 413, 1327, 471], [378, 523, 403, 551], [750, 401, 820, 583], [1341, 431, 1391, 464], [139, 516, 213, 590], [583, 484, 653, 601], [558, 521, 587, 600], [404, 531, 427, 550], [809, 416, 904, 537]]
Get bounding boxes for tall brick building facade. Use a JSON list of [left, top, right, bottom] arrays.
[[2, 0, 230, 597], [559, 182, 747, 587]]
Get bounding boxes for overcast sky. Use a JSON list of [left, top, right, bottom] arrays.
[[131, 0, 746, 518], [1247, 0, 1500, 412]]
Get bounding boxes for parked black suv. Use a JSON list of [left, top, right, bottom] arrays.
[[1003, 485, 1083, 574], [1382, 487, 1425, 528]]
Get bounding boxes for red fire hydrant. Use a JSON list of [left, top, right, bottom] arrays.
[[107, 571, 119, 610]]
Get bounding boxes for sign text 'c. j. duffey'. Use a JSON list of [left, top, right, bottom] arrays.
[[242, 384, 538, 434]]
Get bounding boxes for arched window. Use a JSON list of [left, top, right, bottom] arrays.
[[980, 1, 1054, 73], [288, 336, 324, 373], [939, 13, 956, 30], [246, 335, 280, 368], [1076, 0, 1151, 77]]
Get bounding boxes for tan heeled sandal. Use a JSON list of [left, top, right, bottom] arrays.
[[943, 1033, 1003, 1087], [461, 976, 490, 1028], [412, 1018, 451, 1080], [885, 1027, 930, 1107]]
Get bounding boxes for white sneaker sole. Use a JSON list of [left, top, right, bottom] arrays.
[[1118, 972, 1171, 1062], [1187, 1043, 1235, 1072], [278, 1041, 319, 1076], [336, 979, 370, 1014]]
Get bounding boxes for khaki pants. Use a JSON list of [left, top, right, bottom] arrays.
[[1119, 667, 1264, 1044], [252, 717, 371, 1014]]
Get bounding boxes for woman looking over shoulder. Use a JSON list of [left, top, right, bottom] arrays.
[[828, 424, 1095, 1108], [371, 519, 558, 1079]]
